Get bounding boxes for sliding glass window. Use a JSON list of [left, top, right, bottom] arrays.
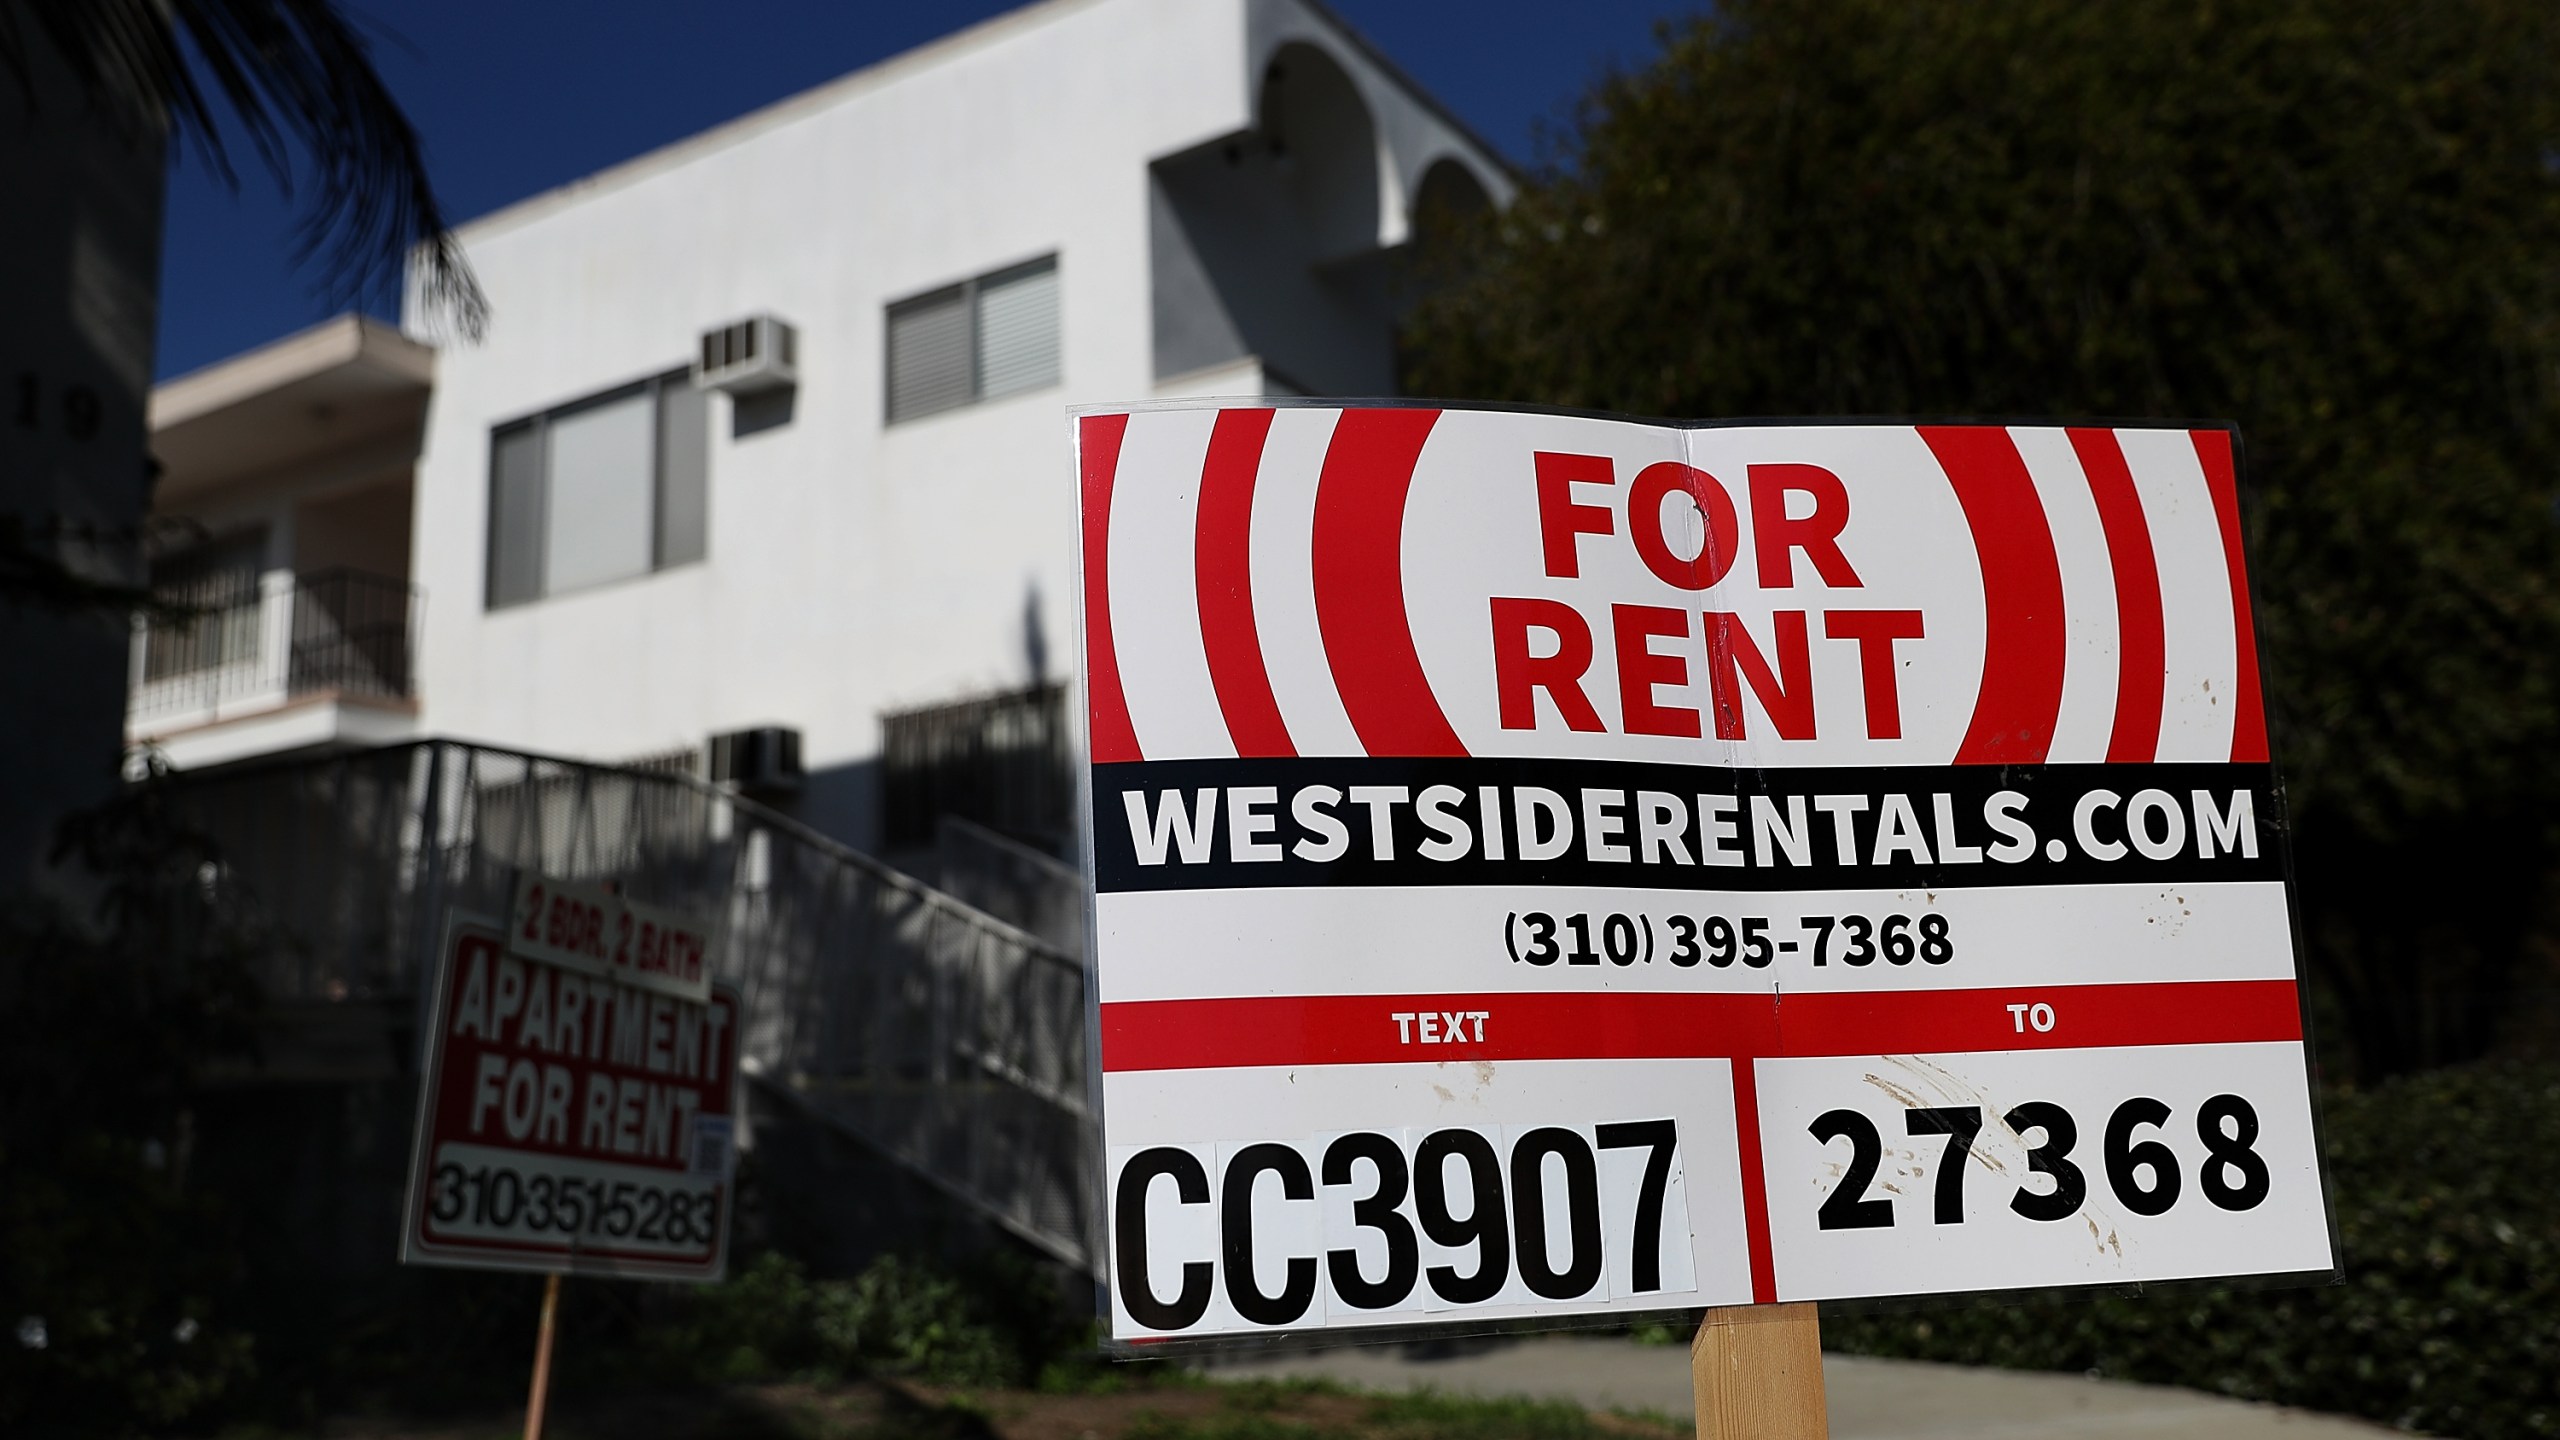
[[487, 371, 709, 608]]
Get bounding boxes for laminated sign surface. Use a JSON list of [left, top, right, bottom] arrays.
[[401, 898, 738, 1281], [1073, 403, 2333, 1345]]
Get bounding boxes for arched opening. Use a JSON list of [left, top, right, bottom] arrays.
[[1257, 42, 1381, 261], [1390, 158, 1501, 393], [1147, 39, 1419, 395], [1412, 156, 1494, 238]]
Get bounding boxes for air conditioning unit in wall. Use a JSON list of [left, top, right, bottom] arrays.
[[694, 314, 798, 395], [708, 725, 804, 795]]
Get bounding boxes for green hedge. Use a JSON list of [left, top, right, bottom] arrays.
[[627, 1250, 1064, 1391], [1824, 1060, 2560, 1439]]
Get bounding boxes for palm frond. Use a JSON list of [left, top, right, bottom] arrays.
[[0, 0, 488, 340]]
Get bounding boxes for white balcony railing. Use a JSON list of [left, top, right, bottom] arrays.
[[129, 567, 420, 733]]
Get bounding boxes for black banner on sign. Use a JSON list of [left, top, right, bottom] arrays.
[[1090, 759, 2283, 894]]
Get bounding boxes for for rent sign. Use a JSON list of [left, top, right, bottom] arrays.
[[1074, 404, 2332, 1344], [401, 910, 738, 1280]]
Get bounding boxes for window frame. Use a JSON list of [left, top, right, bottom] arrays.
[[485, 368, 708, 610], [883, 252, 1061, 426]]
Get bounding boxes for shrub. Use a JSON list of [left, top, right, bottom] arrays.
[[632, 1247, 1071, 1391], [1825, 1060, 2560, 1438], [814, 1253, 1018, 1389], [632, 1251, 828, 1384], [0, 789, 267, 1437]]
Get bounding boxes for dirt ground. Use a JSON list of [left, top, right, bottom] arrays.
[[310, 1375, 1686, 1440]]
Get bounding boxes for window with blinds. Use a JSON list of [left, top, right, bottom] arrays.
[[884, 254, 1061, 424], [886, 285, 971, 422], [485, 370, 710, 609]]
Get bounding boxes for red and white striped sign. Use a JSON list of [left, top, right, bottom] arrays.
[[1080, 408, 2263, 768], [1074, 403, 2328, 1346]]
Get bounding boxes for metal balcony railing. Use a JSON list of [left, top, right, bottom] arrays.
[[130, 567, 419, 724], [880, 681, 1074, 855]]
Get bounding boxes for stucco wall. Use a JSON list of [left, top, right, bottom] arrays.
[[403, 0, 1502, 850]]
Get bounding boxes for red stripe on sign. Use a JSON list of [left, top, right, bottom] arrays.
[[1102, 991, 1779, 1072], [1774, 980, 2301, 1056], [1097, 981, 2299, 1072], [1080, 414, 1142, 763], [1194, 409, 1295, 758], [1921, 427, 2068, 763], [2192, 429, 2269, 763], [1730, 1056, 1778, 1304], [1311, 409, 1469, 757], [2067, 428, 2167, 764]]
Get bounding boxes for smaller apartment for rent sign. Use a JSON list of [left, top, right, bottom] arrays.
[[401, 894, 738, 1281], [1073, 402, 2334, 1345], [508, 874, 715, 1003]]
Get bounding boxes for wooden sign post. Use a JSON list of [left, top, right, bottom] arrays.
[[523, 1272, 563, 1440], [398, 905, 740, 1440], [1693, 1303, 1827, 1440]]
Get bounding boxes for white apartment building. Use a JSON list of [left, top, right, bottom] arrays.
[[132, 0, 1508, 857]]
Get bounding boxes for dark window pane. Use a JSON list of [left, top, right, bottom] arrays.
[[886, 285, 972, 423], [487, 422, 545, 607], [657, 376, 710, 567]]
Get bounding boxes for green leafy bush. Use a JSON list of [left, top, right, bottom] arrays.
[[1826, 1060, 2560, 1438], [814, 1253, 1018, 1389], [1404, 0, 2560, 1079], [631, 1251, 830, 1384], [631, 1248, 1071, 1391], [0, 1132, 256, 1434], [0, 789, 267, 1437]]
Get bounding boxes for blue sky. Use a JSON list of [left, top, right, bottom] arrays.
[[153, 0, 1693, 381]]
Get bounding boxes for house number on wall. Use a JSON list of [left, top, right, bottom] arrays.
[[13, 373, 103, 442]]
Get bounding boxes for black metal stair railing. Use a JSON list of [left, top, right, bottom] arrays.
[[148, 739, 1098, 1271]]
